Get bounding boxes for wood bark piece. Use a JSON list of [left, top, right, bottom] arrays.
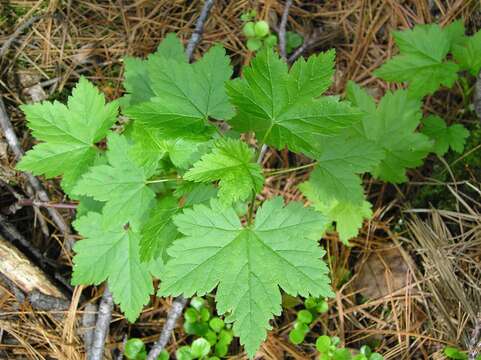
[[0, 235, 68, 310]]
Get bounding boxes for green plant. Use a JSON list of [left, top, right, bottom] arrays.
[[124, 338, 168, 360], [182, 297, 234, 358], [242, 17, 277, 51], [443, 346, 481, 360], [286, 31, 303, 54], [289, 297, 328, 344], [316, 338, 383, 360], [16, 21, 472, 357]]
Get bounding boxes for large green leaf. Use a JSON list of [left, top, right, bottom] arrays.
[[374, 24, 459, 98], [72, 211, 155, 321], [159, 197, 333, 357], [17, 77, 118, 194], [226, 48, 362, 154]]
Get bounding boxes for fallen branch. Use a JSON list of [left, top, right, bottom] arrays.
[[0, 235, 69, 311], [82, 303, 98, 356], [185, 0, 215, 61], [474, 70, 481, 120], [146, 296, 188, 360], [278, 0, 293, 60], [469, 315, 481, 360], [89, 287, 114, 360]]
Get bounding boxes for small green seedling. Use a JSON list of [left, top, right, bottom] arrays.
[[316, 338, 383, 360], [124, 338, 168, 360], [443, 346, 481, 360], [286, 31, 303, 54], [289, 297, 329, 345], [182, 297, 234, 358], [242, 19, 277, 51]]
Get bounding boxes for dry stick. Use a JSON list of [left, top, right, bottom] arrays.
[[147, 2, 217, 359], [0, 14, 44, 58], [82, 303, 98, 356], [146, 296, 188, 360], [0, 98, 72, 238], [278, 0, 293, 60], [474, 70, 481, 120], [288, 35, 318, 64], [89, 287, 114, 360], [0, 14, 72, 246], [469, 315, 481, 360], [185, 0, 215, 61]]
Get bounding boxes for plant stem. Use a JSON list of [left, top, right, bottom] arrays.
[[145, 178, 180, 184], [265, 161, 318, 177]]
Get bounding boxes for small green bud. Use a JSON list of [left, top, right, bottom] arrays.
[[156, 350, 169, 360], [176, 346, 193, 360], [315, 335, 331, 353], [247, 38, 262, 51], [254, 20, 270, 37], [200, 307, 211, 322], [190, 297, 205, 311], [214, 342, 228, 357], [243, 22, 256, 38], [288, 329, 305, 345], [191, 338, 211, 359], [209, 317, 225, 333], [297, 309, 313, 324], [124, 338, 145, 360], [264, 34, 278, 47], [184, 308, 199, 323]]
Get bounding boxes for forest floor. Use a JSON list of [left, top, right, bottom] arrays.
[[0, 0, 481, 359]]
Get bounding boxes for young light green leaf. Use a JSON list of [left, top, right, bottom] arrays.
[[124, 43, 233, 136], [73, 133, 156, 227], [421, 116, 469, 156], [72, 211, 154, 321], [129, 123, 211, 170], [452, 29, 481, 76], [159, 197, 333, 357], [346, 82, 432, 183], [17, 77, 118, 194], [374, 24, 459, 98], [139, 196, 180, 262], [184, 138, 264, 205], [301, 180, 372, 245], [227, 48, 362, 154], [122, 33, 187, 106]]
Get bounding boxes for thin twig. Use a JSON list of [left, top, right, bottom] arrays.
[[0, 49, 72, 245], [0, 14, 45, 58], [82, 303, 98, 355], [288, 36, 317, 64], [278, 0, 293, 60], [185, 0, 215, 61], [469, 315, 481, 360], [89, 287, 114, 360], [146, 296, 188, 360], [16, 199, 78, 209], [474, 69, 481, 120], [0, 95, 73, 246], [257, 144, 268, 164]]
